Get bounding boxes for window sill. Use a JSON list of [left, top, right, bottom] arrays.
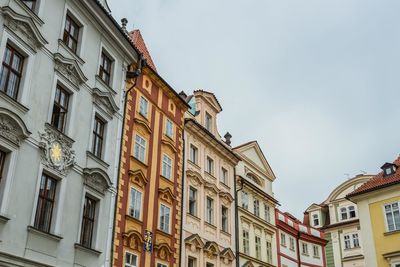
[[220, 230, 231, 237], [344, 246, 361, 251], [45, 123, 75, 143], [204, 221, 217, 229], [27, 226, 62, 242], [0, 214, 10, 223], [58, 39, 85, 65], [125, 214, 143, 224], [14, 0, 44, 25], [130, 156, 148, 167], [384, 230, 400, 236], [188, 160, 201, 170], [138, 112, 149, 121], [187, 213, 200, 221], [156, 229, 172, 238], [205, 171, 216, 180], [220, 181, 231, 190], [86, 151, 109, 169], [302, 253, 310, 256], [0, 91, 29, 113], [313, 256, 321, 259], [95, 75, 116, 95], [74, 243, 102, 256]]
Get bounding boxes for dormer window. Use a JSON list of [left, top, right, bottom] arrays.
[[381, 163, 397, 177], [205, 112, 212, 131], [313, 214, 319, 226]]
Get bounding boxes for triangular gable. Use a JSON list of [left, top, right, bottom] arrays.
[[193, 90, 222, 113], [234, 141, 276, 181], [53, 53, 88, 88], [129, 30, 157, 71], [158, 187, 176, 205], [305, 203, 321, 212], [220, 248, 235, 261], [204, 241, 220, 255], [184, 234, 204, 248], [242, 261, 255, 267], [129, 169, 148, 189], [92, 88, 119, 116]]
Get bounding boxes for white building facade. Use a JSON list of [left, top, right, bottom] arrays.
[[0, 0, 137, 266]]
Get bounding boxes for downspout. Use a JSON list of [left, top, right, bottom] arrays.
[[296, 232, 301, 267], [179, 128, 186, 267], [235, 175, 243, 267], [110, 54, 145, 267]]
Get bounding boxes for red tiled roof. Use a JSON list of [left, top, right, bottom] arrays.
[[129, 30, 157, 71], [347, 156, 400, 198]]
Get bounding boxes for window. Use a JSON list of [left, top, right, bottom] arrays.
[[0, 150, 6, 183], [134, 135, 146, 162], [80, 195, 97, 248], [99, 52, 112, 85], [162, 154, 172, 179], [206, 197, 214, 224], [254, 199, 260, 217], [205, 112, 212, 131], [242, 192, 248, 210], [188, 257, 196, 267], [385, 202, 400, 232], [353, 233, 360, 248], [34, 174, 57, 233], [157, 264, 167, 267], [289, 237, 295, 250], [139, 96, 148, 117], [220, 168, 227, 184], [92, 116, 105, 158], [125, 252, 138, 267], [206, 264, 213, 267], [188, 187, 197, 216], [63, 14, 80, 53], [221, 206, 228, 232], [159, 204, 170, 233], [165, 119, 173, 138], [243, 230, 249, 254], [281, 233, 286, 246], [51, 84, 70, 133], [22, 0, 36, 10], [189, 145, 198, 164], [0, 45, 24, 100], [340, 207, 348, 220], [266, 241, 272, 263], [255, 236, 261, 259], [313, 214, 319, 226], [265, 204, 270, 222], [206, 156, 214, 175], [129, 188, 142, 220], [349, 206, 356, 218], [344, 235, 351, 249], [302, 243, 309, 255], [313, 245, 319, 258]]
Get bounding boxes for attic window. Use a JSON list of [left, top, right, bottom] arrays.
[[381, 163, 397, 177]]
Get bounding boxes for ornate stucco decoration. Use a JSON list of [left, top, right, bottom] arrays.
[[83, 168, 112, 195], [161, 138, 177, 153], [219, 191, 234, 204], [53, 53, 88, 88], [39, 124, 75, 175], [186, 169, 203, 185], [123, 230, 144, 252], [158, 188, 176, 205], [92, 88, 119, 117], [0, 6, 48, 51], [0, 108, 31, 146], [133, 118, 152, 134], [154, 243, 173, 262], [220, 248, 235, 264], [185, 234, 204, 252], [204, 181, 219, 196], [204, 241, 220, 259], [129, 169, 148, 189]]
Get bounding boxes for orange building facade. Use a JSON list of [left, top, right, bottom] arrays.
[[113, 31, 188, 267]]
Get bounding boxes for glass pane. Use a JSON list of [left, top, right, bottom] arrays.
[[0, 67, 9, 91], [6, 72, 18, 97], [11, 54, 22, 71], [3, 47, 11, 65]]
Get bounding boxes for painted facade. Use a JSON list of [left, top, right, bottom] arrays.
[[180, 90, 239, 267], [304, 174, 373, 267], [347, 157, 400, 267], [112, 31, 188, 267], [276, 210, 327, 267], [234, 141, 278, 267], [0, 0, 138, 266]]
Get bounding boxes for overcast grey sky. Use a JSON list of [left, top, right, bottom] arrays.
[[108, 0, 400, 218]]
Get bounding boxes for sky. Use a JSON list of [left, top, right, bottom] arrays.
[[108, 0, 400, 218]]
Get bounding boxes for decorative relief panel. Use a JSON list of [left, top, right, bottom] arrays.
[[0, 108, 30, 146], [54, 53, 87, 88], [83, 168, 112, 195]]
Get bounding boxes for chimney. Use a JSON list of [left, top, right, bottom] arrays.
[[179, 91, 187, 100], [224, 132, 232, 146], [121, 18, 128, 33]]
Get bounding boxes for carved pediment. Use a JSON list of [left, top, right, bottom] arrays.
[[129, 169, 148, 189], [220, 248, 235, 262], [204, 181, 219, 196], [0, 108, 30, 146], [92, 88, 119, 116], [123, 230, 144, 252], [161, 138, 177, 153], [0, 6, 48, 51], [54, 53, 87, 88], [158, 187, 175, 204], [186, 169, 203, 184], [83, 168, 112, 195], [204, 241, 220, 259], [219, 191, 234, 204], [39, 124, 75, 176], [133, 118, 152, 134], [242, 261, 255, 267], [184, 234, 204, 249], [154, 243, 173, 261]]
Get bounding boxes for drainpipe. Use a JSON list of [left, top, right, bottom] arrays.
[[234, 175, 243, 267], [179, 129, 185, 267], [110, 54, 145, 267], [296, 232, 301, 267]]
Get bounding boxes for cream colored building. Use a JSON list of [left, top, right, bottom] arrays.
[[181, 90, 239, 267], [234, 141, 278, 267], [304, 174, 373, 267]]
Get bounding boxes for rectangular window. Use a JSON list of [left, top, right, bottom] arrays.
[[266, 241, 272, 263], [349, 206, 356, 218], [34, 174, 57, 233], [165, 119, 173, 138], [125, 252, 138, 267], [22, 0, 36, 10], [243, 230, 249, 254], [134, 135, 146, 162], [344, 235, 351, 249], [189, 145, 198, 164], [99, 52, 112, 85], [352, 233, 360, 248], [139, 96, 148, 117], [221, 206, 228, 232], [254, 199, 260, 217], [159, 204, 170, 233], [255, 236, 261, 259], [302, 243, 309, 255], [265, 204, 270, 222], [157, 263, 167, 267], [129, 188, 142, 220], [92, 116, 105, 158], [220, 168, 227, 184], [63, 14, 80, 53], [340, 207, 348, 220], [188, 257, 196, 267], [289, 237, 295, 250], [206, 264, 213, 267], [313, 214, 319, 226], [206, 197, 214, 224], [0, 150, 6, 183], [189, 187, 197, 216], [281, 233, 286, 246], [162, 154, 172, 179], [205, 112, 212, 131], [242, 191, 249, 210], [0, 45, 24, 100], [385, 203, 400, 232], [206, 156, 214, 175], [80, 195, 97, 248], [313, 245, 319, 258], [51, 84, 70, 133]]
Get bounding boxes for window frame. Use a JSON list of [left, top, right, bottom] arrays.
[[159, 204, 171, 233], [255, 235, 261, 259], [188, 257, 196, 267], [0, 44, 25, 100], [384, 202, 400, 232], [165, 119, 174, 138], [92, 115, 106, 159], [266, 240, 273, 263], [80, 194, 97, 248], [51, 83, 70, 133], [134, 134, 147, 163], [206, 156, 214, 175], [125, 251, 138, 267], [206, 196, 214, 224], [63, 13, 81, 54], [313, 213, 319, 226], [313, 245, 319, 258], [220, 167, 228, 185], [188, 186, 197, 216], [281, 233, 286, 247], [221, 205, 228, 232], [241, 191, 249, 210], [189, 144, 198, 164], [254, 198, 260, 217], [242, 229, 250, 254], [161, 154, 173, 180], [139, 96, 149, 118], [0, 150, 6, 183], [302, 242, 309, 255], [289, 237, 295, 251], [264, 203, 271, 223], [129, 187, 142, 220], [99, 50, 113, 86], [33, 173, 57, 233], [205, 112, 212, 131]]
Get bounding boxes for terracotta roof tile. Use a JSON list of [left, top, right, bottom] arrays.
[[129, 30, 157, 71], [347, 156, 400, 198]]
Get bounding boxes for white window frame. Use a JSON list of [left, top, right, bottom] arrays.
[[189, 144, 198, 164], [134, 134, 146, 163], [313, 245, 319, 258], [125, 251, 138, 267], [60, 7, 87, 58], [89, 110, 108, 160], [205, 112, 212, 131], [255, 235, 261, 259], [206, 196, 214, 224], [302, 242, 309, 255], [313, 213, 319, 226], [206, 156, 214, 175], [384, 202, 400, 232], [221, 205, 228, 232], [243, 229, 250, 254], [159, 204, 170, 233], [129, 187, 142, 220], [289, 237, 295, 250], [97, 44, 116, 89], [165, 119, 173, 138], [344, 235, 351, 249], [0, 142, 18, 215], [220, 167, 227, 185], [281, 233, 286, 246], [139, 96, 149, 118], [241, 191, 249, 210], [265, 203, 271, 223], [188, 186, 197, 216], [77, 190, 101, 250], [162, 154, 172, 179]]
